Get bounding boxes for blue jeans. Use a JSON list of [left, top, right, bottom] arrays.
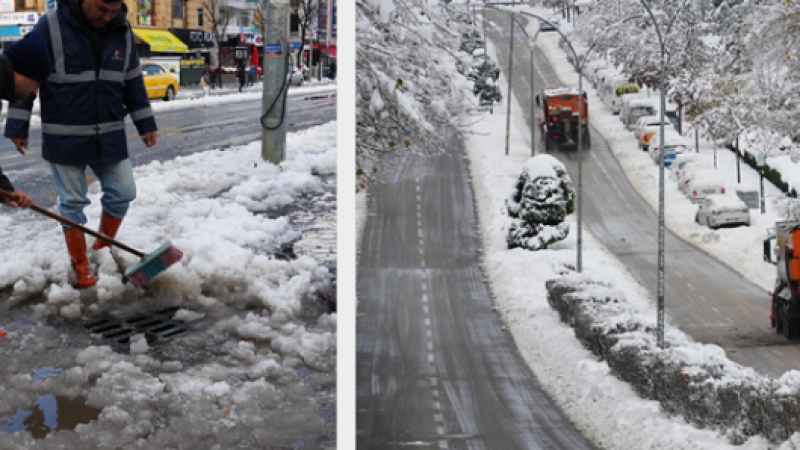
[[50, 159, 136, 225]]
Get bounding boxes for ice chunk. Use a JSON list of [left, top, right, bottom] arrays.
[[130, 334, 149, 354]]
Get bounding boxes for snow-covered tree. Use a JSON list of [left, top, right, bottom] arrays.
[[506, 155, 575, 251], [356, 0, 477, 190], [467, 58, 502, 105]]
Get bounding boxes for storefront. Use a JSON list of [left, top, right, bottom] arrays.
[[0, 13, 39, 52], [132, 29, 188, 83], [169, 28, 215, 62], [219, 32, 262, 73]]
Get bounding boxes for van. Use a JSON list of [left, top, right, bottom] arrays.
[[620, 97, 656, 131], [601, 75, 639, 115], [593, 68, 617, 92]]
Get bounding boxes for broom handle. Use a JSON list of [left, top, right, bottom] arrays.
[[0, 188, 144, 257]]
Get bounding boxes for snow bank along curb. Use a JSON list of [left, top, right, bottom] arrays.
[[546, 274, 800, 445]]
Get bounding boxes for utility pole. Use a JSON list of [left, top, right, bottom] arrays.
[[261, 0, 288, 163], [505, 18, 514, 156]]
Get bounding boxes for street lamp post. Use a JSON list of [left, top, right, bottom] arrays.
[[519, 10, 642, 273], [487, 7, 580, 157], [638, 0, 691, 349], [505, 19, 514, 156]]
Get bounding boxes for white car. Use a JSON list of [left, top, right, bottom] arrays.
[[682, 169, 726, 203], [695, 194, 751, 229], [540, 18, 560, 32]]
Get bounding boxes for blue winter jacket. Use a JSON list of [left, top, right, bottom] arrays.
[[4, 0, 157, 165]]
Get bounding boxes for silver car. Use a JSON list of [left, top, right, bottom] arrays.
[[695, 194, 750, 229]]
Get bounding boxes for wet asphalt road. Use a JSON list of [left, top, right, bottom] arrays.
[[486, 10, 799, 377], [357, 125, 597, 449], [0, 87, 337, 208]]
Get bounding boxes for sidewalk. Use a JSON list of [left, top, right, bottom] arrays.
[[177, 77, 337, 101]]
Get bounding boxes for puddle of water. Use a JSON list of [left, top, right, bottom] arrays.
[[0, 367, 100, 438], [0, 394, 101, 439]]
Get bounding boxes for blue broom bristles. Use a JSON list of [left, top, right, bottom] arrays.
[[124, 241, 184, 287]]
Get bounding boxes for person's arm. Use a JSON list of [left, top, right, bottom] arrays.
[[4, 20, 49, 152], [0, 166, 31, 207], [122, 29, 157, 147]]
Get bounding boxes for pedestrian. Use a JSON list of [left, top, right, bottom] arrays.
[[202, 64, 210, 85], [0, 34, 52, 210], [5, 0, 158, 289], [237, 62, 246, 92], [210, 67, 216, 89], [248, 65, 256, 87]]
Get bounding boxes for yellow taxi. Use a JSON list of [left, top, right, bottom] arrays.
[[141, 61, 179, 101]]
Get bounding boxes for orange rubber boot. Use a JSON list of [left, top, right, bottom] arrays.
[[63, 227, 97, 289], [92, 212, 124, 251]]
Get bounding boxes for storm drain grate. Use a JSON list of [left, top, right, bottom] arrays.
[[84, 307, 187, 346]]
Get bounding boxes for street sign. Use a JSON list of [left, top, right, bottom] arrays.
[[265, 44, 282, 57], [757, 154, 765, 167], [663, 153, 676, 168]]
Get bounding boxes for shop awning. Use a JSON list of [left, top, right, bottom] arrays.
[[132, 29, 188, 53]]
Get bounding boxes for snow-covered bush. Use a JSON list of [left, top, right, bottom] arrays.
[[459, 30, 483, 55], [467, 58, 502, 105], [506, 155, 575, 250]]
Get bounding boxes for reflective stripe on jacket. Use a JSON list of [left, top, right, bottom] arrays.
[[4, 2, 157, 165]]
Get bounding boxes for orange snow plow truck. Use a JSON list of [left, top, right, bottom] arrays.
[[535, 87, 590, 152], [765, 221, 800, 339]]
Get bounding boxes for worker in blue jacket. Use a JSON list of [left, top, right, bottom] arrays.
[[5, 0, 158, 289]]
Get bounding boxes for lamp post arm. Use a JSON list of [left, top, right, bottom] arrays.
[[516, 10, 580, 67]]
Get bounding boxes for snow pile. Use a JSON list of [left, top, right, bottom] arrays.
[[546, 274, 800, 445], [0, 121, 337, 320]]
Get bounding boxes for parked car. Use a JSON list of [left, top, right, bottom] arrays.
[[540, 18, 560, 32], [682, 169, 726, 203], [142, 61, 179, 101], [620, 96, 656, 131], [593, 68, 617, 91], [676, 160, 712, 190], [288, 66, 304, 86], [585, 60, 609, 84], [695, 194, 750, 229], [635, 115, 674, 150], [640, 125, 681, 153], [670, 153, 698, 181], [650, 129, 689, 164]]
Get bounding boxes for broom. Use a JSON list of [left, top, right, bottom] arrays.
[[0, 189, 183, 287]]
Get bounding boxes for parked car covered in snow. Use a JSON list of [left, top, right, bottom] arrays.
[[682, 169, 726, 203], [695, 194, 751, 229], [593, 68, 617, 91], [620, 96, 656, 131], [670, 153, 698, 181], [650, 129, 689, 164], [585, 60, 608, 84], [637, 117, 677, 151]]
